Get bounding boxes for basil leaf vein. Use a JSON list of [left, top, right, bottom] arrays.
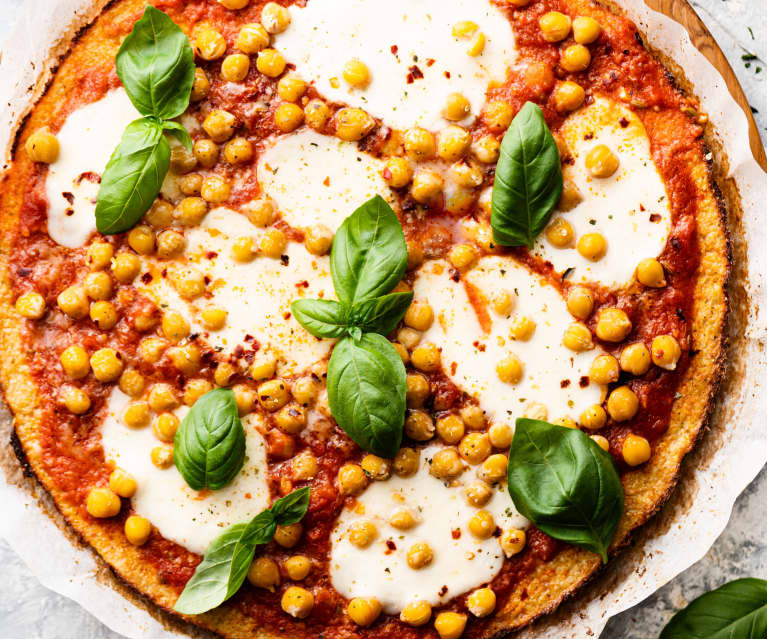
[[330, 195, 408, 305], [174, 388, 246, 491], [507, 418, 623, 563], [116, 5, 195, 120], [290, 299, 349, 339], [660, 578, 767, 639], [491, 101, 563, 248], [349, 291, 414, 336], [95, 117, 170, 234], [327, 333, 406, 458]]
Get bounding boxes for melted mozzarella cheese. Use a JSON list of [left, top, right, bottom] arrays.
[[274, 0, 515, 130], [414, 257, 605, 424], [534, 97, 672, 286], [330, 444, 527, 614], [100, 388, 270, 555], [139, 206, 335, 375], [258, 129, 391, 232]]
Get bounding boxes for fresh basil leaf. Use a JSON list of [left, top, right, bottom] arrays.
[[173, 510, 275, 615], [330, 195, 408, 305], [271, 486, 311, 526], [163, 120, 193, 152], [327, 333, 406, 458], [660, 578, 767, 639], [291, 299, 349, 339], [174, 388, 246, 491], [95, 118, 170, 234], [349, 291, 414, 336], [507, 418, 623, 563], [116, 5, 195, 120], [491, 101, 563, 248]]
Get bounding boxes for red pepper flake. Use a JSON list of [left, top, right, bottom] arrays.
[[640, 203, 646, 211], [408, 65, 424, 80], [619, 117, 630, 128], [451, 361, 457, 375], [438, 585, 448, 596], [62, 192, 74, 204], [451, 528, 461, 539], [323, 176, 330, 187], [444, 71, 451, 79], [283, 312, 291, 320], [560, 379, 571, 388], [206, 251, 218, 259], [384, 539, 397, 555], [472, 340, 486, 353], [76, 171, 100, 184], [140, 272, 153, 284], [390, 45, 398, 55], [295, 280, 310, 288], [382, 167, 392, 180], [426, 58, 435, 67], [245, 492, 252, 499], [649, 213, 662, 222], [579, 375, 590, 388], [64, 208, 74, 217]]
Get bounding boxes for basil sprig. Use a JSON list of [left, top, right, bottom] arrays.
[[291, 195, 410, 458], [174, 487, 311, 615], [96, 6, 195, 234], [174, 389, 246, 491], [507, 418, 623, 563], [659, 578, 767, 639], [491, 101, 563, 248]]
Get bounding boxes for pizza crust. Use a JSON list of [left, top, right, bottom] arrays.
[[0, 0, 730, 636]]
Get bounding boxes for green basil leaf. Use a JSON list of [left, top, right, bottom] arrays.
[[291, 299, 349, 338], [174, 388, 246, 491], [491, 101, 563, 248], [327, 333, 406, 457], [349, 291, 414, 336], [173, 511, 276, 615], [163, 120, 193, 152], [116, 5, 195, 120], [271, 486, 311, 526], [507, 418, 623, 563], [660, 578, 767, 639], [330, 195, 408, 305], [95, 117, 170, 234]]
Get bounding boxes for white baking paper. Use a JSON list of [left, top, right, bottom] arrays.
[[0, 1, 765, 638]]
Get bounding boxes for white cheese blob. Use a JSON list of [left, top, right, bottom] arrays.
[[100, 388, 270, 555], [139, 206, 335, 375], [534, 97, 672, 286], [330, 445, 527, 614], [274, 0, 515, 130], [414, 257, 605, 424], [257, 129, 392, 232]]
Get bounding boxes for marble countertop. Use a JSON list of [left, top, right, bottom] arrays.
[[0, 0, 765, 637]]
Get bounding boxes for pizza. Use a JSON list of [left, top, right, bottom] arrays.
[[0, 0, 729, 637]]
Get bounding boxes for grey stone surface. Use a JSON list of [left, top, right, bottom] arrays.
[[0, 0, 765, 637]]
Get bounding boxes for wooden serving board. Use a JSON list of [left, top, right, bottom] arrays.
[[648, 0, 767, 170]]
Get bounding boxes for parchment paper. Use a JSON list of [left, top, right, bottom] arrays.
[[1, 1, 766, 638]]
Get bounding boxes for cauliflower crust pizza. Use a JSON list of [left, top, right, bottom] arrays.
[[0, 0, 729, 637]]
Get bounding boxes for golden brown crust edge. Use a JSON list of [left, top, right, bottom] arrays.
[[0, 3, 731, 639]]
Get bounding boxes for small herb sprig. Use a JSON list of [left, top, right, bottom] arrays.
[[96, 6, 195, 234], [174, 487, 311, 615], [291, 195, 411, 458]]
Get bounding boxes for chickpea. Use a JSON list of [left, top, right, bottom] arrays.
[[335, 107, 375, 141], [622, 434, 651, 466], [274, 102, 305, 132], [411, 342, 441, 372], [248, 557, 280, 590], [466, 31, 486, 56], [651, 334, 681, 370], [193, 138, 219, 168], [585, 146, 620, 180], [383, 157, 413, 188], [257, 378, 290, 411], [546, 217, 575, 248], [596, 307, 632, 342], [258, 228, 286, 258], [561, 44, 591, 72], [342, 58, 371, 88], [139, 337, 168, 364], [430, 447, 465, 480], [393, 447, 420, 477], [436, 414, 465, 444], [275, 404, 307, 434], [87, 242, 114, 270], [539, 11, 572, 42], [459, 432, 492, 464], [170, 146, 197, 175], [509, 315, 536, 341], [577, 232, 607, 261], [191, 67, 211, 101], [523, 401, 549, 420], [554, 81, 586, 112], [281, 586, 314, 619], [116, 369, 144, 399], [304, 99, 331, 131], [25, 127, 59, 163], [444, 187, 476, 215], [60, 385, 91, 414], [589, 354, 620, 385], [400, 600, 432, 626], [203, 109, 237, 143], [123, 400, 151, 429], [410, 169, 443, 204], [447, 244, 479, 271], [148, 383, 179, 412], [471, 135, 500, 164], [449, 161, 483, 188], [591, 434, 610, 451], [620, 342, 651, 375], [292, 449, 319, 480], [403, 301, 433, 332], [159, 310, 188, 344], [256, 48, 287, 78], [467, 587, 497, 618], [183, 379, 212, 406], [452, 20, 478, 38], [124, 515, 152, 546], [223, 137, 254, 165], [172, 266, 206, 299], [360, 454, 390, 480], [459, 405, 484, 430], [443, 92, 471, 121], [496, 353, 523, 384], [464, 479, 493, 507], [636, 257, 667, 288], [57, 285, 89, 319], [336, 464, 367, 495], [300, 224, 333, 256], [177, 173, 203, 197], [580, 404, 607, 430], [201, 175, 231, 203], [60, 345, 89, 379], [573, 16, 602, 44], [195, 26, 227, 60], [389, 507, 417, 530], [232, 384, 257, 415], [407, 240, 425, 271], [500, 528, 527, 557], [221, 53, 250, 82], [566, 286, 594, 319], [434, 612, 467, 639], [86, 487, 121, 518], [109, 468, 137, 498], [262, 2, 291, 34], [559, 179, 584, 211], [278, 74, 307, 102], [285, 555, 312, 581], [479, 453, 508, 483], [292, 376, 319, 406], [484, 101, 513, 133], [236, 23, 270, 54], [213, 361, 237, 387], [348, 519, 377, 547], [156, 229, 186, 260], [274, 522, 303, 548], [347, 598, 382, 627], [243, 197, 275, 227], [554, 416, 578, 429], [405, 409, 435, 441], [167, 343, 202, 376], [250, 352, 277, 381], [607, 386, 639, 421], [437, 125, 471, 162], [175, 197, 209, 226], [90, 348, 123, 382], [563, 322, 594, 352], [406, 541, 434, 569], [404, 127, 436, 161], [488, 422, 513, 448]]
